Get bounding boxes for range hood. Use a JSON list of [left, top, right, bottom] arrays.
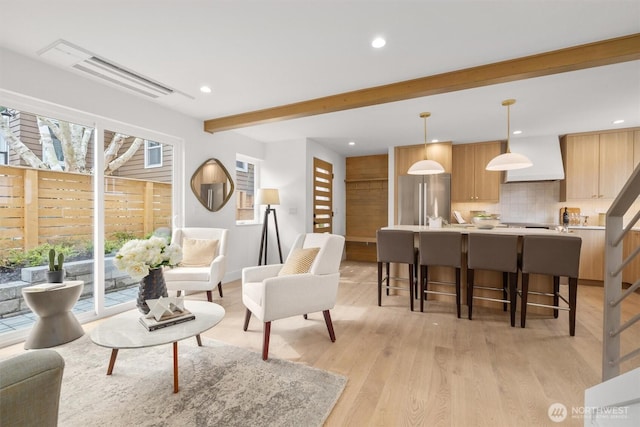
[[504, 135, 565, 182]]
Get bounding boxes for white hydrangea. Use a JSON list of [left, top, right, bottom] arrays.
[[114, 235, 183, 280]]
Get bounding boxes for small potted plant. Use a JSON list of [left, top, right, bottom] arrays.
[[46, 249, 65, 283]]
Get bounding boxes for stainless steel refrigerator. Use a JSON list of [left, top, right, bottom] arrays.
[[397, 174, 451, 226]]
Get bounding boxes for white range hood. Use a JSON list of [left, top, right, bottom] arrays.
[[505, 135, 565, 182]]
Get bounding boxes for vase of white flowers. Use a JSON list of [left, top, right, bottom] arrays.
[[114, 236, 182, 314]]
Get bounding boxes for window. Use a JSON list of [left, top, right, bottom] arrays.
[[236, 160, 248, 172], [144, 140, 163, 168], [236, 155, 258, 223], [0, 134, 7, 165], [0, 112, 8, 165]]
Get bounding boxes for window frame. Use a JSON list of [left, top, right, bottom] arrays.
[[144, 140, 163, 168], [235, 154, 260, 225]]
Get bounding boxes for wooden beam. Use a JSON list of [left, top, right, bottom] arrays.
[[204, 33, 640, 134]]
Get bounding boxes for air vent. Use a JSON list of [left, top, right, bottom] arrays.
[[38, 39, 193, 100]]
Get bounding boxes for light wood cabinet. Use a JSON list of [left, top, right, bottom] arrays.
[[451, 141, 502, 202], [634, 130, 640, 169], [572, 229, 605, 281], [394, 142, 452, 175], [623, 230, 640, 285], [394, 142, 452, 223], [560, 131, 634, 201]]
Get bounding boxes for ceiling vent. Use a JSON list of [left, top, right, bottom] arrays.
[[38, 39, 193, 100]]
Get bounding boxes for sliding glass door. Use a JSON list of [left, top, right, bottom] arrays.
[[0, 97, 181, 343]]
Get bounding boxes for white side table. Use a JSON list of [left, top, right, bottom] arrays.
[[22, 280, 85, 349]]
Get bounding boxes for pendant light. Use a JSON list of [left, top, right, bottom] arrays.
[[486, 99, 533, 171], [408, 112, 445, 175]]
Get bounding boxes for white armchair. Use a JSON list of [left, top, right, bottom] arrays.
[[242, 233, 345, 360], [164, 227, 228, 302]]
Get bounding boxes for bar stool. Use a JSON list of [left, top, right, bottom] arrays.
[[376, 229, 417, 311], [418, 231, 463, 317], [520, 234, 582, 336], [467, 233, 518, 326]]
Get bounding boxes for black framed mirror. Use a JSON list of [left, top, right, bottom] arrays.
[[190, 158, 234, 212]]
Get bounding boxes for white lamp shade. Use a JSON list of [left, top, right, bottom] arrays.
[[486, 152, 533, 171], [258, 188, 280, 205], [407, 159, 445, 175]]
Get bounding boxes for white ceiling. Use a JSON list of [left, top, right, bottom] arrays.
[[0, 0, 638, 156]]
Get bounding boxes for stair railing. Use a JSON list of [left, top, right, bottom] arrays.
[[603, 164, 640, 381]]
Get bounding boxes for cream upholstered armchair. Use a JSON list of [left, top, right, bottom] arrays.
[[242, 233, 345, 360], [164, 227, 227, 302]]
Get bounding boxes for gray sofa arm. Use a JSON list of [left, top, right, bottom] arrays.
[[0, 350, 65, 427]]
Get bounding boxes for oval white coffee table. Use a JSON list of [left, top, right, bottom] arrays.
[[90, 300, 225, 393]]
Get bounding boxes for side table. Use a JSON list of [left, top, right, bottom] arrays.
[[22, 280, 85, 349]]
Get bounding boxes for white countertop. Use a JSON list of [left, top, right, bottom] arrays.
[[384, 225, 571, 236]]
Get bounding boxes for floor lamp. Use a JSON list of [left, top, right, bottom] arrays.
[[258, 188, 283, 265]]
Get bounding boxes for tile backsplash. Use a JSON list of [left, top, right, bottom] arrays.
[[451, 180, 640, 226], [499, 181, 560, 223]]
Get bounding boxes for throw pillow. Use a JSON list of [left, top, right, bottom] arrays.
[[278, 247, 320, 276], [180, 238, 219, 267]]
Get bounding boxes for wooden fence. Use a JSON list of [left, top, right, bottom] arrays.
[[0, 165, 172, 257]]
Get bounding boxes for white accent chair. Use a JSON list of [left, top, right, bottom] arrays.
[[164, 227, 227, 302], [242, 233, 345, 360]]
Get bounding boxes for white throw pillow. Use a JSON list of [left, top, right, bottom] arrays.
[[180, 238, 219, 267]]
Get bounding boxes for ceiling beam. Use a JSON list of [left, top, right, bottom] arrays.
[[204, 33, 640, 134]]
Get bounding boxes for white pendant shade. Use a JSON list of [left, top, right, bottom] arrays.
[[407, 111, 445, 175], [485, 152, 533, 171], [486, 98, 533, 172], [408, 159, 446, 175]]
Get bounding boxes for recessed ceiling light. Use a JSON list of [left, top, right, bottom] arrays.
[[513, 130, 523, 135], [371, 37, 386, 48], [200, 86, 212, 94], [613, 119, 625, 124], [348, 141, 356, 146]]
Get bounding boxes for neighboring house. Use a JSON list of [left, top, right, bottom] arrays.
[[5, 111, 172, 183]]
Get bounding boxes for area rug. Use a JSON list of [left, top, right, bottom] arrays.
[[52, 335, 347, 426]]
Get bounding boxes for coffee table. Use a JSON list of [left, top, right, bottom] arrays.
[[90, 300, 225, 393]]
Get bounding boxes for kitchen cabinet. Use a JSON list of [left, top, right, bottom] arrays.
[[394, 142, 452, 222], [451, 141, 502, 202], [394, 142, 452, 175], [571, 228, 604, 281], [634, 130, 640, 169], [623, 230, 640, 285], [560, 131, 634, 201]]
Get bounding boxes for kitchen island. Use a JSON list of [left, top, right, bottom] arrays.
[[381, 224, 581, 317]]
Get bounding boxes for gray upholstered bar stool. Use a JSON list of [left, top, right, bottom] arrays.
[[418, 231, 463, 317], [376, 229, 417, 311], [520, 234, 582, 336], [467, 233, 519, 326]]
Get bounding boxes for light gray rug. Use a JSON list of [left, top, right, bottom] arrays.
[[52, 335, 346, 426]]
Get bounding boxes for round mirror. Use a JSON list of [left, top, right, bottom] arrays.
[[190, 158, 234, 212]]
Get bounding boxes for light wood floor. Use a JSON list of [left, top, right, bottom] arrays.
[[2, 261, 639, 426]]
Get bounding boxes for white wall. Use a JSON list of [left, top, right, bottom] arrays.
[[0, 47, 345, 285], [259, 138, 346, 262]]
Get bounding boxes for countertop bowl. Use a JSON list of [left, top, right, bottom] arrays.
[[472, 216, 500, 229]]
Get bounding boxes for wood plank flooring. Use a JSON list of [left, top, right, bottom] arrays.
[[2, 260, 639, 426]]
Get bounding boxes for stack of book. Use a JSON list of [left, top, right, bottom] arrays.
[[139, 308, 195, 331]]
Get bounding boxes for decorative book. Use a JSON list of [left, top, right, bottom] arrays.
[[139, 308, 195, 331]]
